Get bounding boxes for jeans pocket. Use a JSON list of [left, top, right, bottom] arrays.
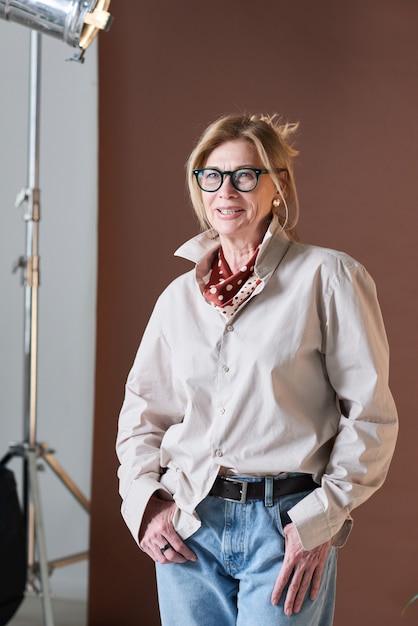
[[277, 488, 315, 530]]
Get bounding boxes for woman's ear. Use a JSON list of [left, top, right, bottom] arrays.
[[278, 170, 288, 196]]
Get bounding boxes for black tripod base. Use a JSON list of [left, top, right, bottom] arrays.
[[0, 465, 26, 626], [0, 442, 90, 626]]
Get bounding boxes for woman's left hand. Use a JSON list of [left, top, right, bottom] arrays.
[[271, 523, 331, 616]]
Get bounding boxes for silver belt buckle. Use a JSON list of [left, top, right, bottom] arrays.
[[222, 476, 248, 503]]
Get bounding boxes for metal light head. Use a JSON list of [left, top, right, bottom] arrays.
[[0, 0, 113, 61]]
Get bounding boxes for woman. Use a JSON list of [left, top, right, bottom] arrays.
[[116, 114, 398, 625]]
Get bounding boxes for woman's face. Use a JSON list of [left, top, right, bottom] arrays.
[[201, 139, 279, 246]]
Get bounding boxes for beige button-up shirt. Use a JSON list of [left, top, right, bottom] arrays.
[[116, 217, 398, 550]]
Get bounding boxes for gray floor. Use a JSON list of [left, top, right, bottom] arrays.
[[8, 595, 87, 626]]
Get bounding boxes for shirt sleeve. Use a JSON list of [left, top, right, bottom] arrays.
[[288, 262, 398, 550], [116, 296, 183, 546]]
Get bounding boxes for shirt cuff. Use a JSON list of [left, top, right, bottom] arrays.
[[288, 489, 353, 550], [171, 507, 201, 541], [121, 476, 171, 547]]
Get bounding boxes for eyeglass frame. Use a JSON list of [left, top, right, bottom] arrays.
[[192, 167, 272, 193]]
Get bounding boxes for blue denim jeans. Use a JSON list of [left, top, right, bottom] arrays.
[[156, 479, 337, 626]]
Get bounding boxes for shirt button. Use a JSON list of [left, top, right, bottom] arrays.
[[222, 365, 229, 373], [215, 449, 223, 457], [226, 325, 234, 332], [219, 408, 225, 414]]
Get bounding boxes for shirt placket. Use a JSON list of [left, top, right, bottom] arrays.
[[212, 322, 235, 463]]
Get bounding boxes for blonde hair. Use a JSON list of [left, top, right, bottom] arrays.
[[186, 113, 300, 240]]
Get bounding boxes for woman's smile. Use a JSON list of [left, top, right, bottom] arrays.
[[216, 206, 245, 216]]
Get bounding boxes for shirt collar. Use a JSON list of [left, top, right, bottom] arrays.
[[174, 215, 292, 281]]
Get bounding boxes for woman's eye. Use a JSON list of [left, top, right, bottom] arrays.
[[205, 171, 221, 181], [236, 170, 255, 180]]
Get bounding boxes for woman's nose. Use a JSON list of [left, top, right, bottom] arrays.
[[218, 174, 238, 196]]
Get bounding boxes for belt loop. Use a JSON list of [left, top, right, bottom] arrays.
[[264, 476, 274, 507]]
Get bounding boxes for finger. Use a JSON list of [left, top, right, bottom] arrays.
[[289, 569, 313, 615], [308, 542, 331, 600], [271, 564, 293, 606], [159, 542, 172, 556], [162, 544, 196, 563], [271, 576, 287, 606], [309, 554, 327, 600], [139, 536, 176, 564], [143, 539, 165, 563], [153, 535, 197, 564], [283, 570, 307, 616], [158, 545, 189, 565], [164, 531, 197, 562]]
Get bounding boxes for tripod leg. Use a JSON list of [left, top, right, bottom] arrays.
[[27, 448, 55, 626], [42, 449, 90, 513]]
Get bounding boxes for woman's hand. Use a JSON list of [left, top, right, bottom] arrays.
[[271, 523, 331, 616], [138, 494, 197, 564]]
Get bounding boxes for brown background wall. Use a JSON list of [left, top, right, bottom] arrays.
[[89, 2, 418, 624]]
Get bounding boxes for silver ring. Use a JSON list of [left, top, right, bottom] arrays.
[[160, 542, 171, 554]]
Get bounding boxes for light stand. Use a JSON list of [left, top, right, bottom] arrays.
[[0, 3, 112, 625]]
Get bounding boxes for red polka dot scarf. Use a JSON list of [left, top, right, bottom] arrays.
[[203, 247, 260, 309]]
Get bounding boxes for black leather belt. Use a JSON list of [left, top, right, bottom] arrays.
[[209, 474, 317, 504]]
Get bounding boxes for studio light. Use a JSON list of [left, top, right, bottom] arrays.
[[0, 0, 112, 61], [0, 2, 112, 625]]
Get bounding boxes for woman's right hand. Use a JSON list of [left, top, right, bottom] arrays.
[[138, 494, 198, 564]]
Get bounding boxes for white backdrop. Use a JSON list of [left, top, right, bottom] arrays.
[[0, 20, 97, 600]]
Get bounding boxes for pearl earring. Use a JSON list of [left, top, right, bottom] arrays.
[[272, 198, 281, 208]]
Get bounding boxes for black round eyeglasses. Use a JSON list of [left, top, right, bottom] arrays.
[[192, 167, 270, 193]]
